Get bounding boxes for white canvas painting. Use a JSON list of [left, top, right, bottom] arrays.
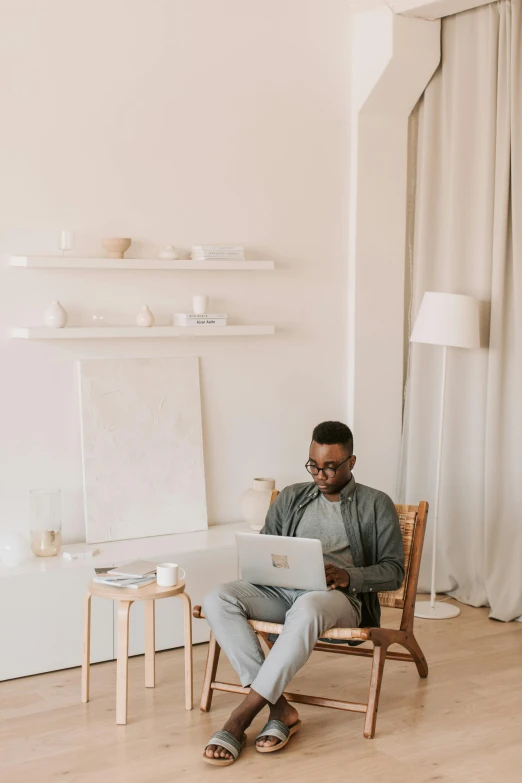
[[79, 357, 208, 543]]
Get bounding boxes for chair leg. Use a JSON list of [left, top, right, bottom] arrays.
[[403, 634, 428, 678], [144, 600, 155, 688], [81, 592, 92, 703], [179, 591, 193, 710], [116, 600, 132, 725], [200, 632, 221, 713], [363, 642, 387, 739], [258, 631, 274, 650]]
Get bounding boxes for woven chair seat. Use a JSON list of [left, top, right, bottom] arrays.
[[247, 618, 368, 641]]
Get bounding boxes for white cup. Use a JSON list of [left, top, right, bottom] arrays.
[[192, 295, 208, 314], [156, 562, 185, 587]]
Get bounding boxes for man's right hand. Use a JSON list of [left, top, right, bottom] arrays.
[[325, 564, 350, 589]]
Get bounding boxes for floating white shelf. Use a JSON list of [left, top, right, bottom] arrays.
[[9, 256, 274, 271], [11, 325, 275, 339]]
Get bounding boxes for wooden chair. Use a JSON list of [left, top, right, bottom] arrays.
[[193, 499, 429, 739]]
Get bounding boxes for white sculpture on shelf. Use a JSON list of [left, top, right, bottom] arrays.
[[44, 301, 68, 328], [158, 245, 179, 260], [136, 305, 155, 327]]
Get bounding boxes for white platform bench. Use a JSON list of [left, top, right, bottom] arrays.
[[0, 523, 246, 681]]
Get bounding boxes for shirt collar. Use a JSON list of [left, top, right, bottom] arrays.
[[305, 474, 356, 500], [340, 474, 356, 501]]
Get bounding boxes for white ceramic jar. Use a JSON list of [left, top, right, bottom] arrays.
[[158, 245, 179, 260], [136, 305, 155, 327], [240, 478, 276, 532], [44, 301, 68, 328]]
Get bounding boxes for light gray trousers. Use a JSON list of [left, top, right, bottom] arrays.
[[202, 580, 359, 705]]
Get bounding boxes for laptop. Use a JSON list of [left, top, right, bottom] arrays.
[[236, 532, 328, 591]]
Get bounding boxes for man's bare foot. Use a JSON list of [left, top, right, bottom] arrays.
[[204, 711, 248, 761], [205, 689, 267, 761], [255, 696, 300, 749]]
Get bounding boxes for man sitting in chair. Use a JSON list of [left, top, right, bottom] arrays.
[[202, 421, 404, 765]]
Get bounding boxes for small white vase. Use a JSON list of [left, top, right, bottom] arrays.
[[136, 305, 155, 327], [44, 301, 68, 328], [240, 478, 276, 532], [158, 245, 179, 260]]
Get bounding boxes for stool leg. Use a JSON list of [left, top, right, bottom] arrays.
[[180, 591, 193, 710], [81, 592, 92, 703], [144, 600, 155, 688], [116, 600, 132, 725]]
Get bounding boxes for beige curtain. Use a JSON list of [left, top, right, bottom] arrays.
[[399, 0, 522, 621]]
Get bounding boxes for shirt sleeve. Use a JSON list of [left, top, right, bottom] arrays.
[[345, 493, 405, 595]]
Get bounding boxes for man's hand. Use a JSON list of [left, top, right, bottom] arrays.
[[325, 564, 350, 590]]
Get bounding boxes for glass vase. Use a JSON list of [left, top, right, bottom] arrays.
[[30, 489, 62, 557]]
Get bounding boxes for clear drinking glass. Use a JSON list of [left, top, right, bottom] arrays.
[[30, 489, 62, 557]]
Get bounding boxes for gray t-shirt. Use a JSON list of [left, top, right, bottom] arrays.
[[297, 493, 361, 618]]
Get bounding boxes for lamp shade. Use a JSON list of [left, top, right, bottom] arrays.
[[410, 292, 480, 349]]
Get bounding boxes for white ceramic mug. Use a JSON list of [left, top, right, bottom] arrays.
[[192, 295, 208, 314], [156, 562, 185, 587]]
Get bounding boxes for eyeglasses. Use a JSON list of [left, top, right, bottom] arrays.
[[305, 454, 352, 479]]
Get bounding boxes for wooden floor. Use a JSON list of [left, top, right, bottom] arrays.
[[1, 599, 521, 783]]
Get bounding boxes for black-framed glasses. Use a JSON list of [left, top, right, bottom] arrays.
[[305, 454, 352, 479]]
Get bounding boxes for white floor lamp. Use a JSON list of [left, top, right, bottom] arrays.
[[410, 292, 480, 620]]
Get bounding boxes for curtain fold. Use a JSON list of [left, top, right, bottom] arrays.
[[399, 0, 522, 622]]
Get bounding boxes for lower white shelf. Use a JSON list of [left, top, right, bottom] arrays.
[[11, 325, 275, 339]]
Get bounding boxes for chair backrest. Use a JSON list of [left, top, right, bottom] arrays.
[[379, 502, 428, 631]]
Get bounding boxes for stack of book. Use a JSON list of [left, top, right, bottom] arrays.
[[93, 560, 157, 589], [191, 245, 245, 261], [173, 312, 227, 326]]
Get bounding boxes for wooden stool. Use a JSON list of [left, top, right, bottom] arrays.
[[81, 579, 193, 724]]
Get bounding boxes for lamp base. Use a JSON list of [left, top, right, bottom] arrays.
[[414, 600, 461, 620]]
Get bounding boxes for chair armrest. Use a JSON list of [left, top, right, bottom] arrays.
[[193, 605, 206, 619]]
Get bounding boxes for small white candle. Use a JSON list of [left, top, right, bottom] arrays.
[[192, 295, 208, 314], [60, 230, 74, 254]]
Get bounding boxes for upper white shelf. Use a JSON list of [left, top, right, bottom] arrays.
[[9, 256, 274, 271], [11, 325, 275, 339]]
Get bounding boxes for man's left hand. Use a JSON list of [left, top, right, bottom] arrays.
[[325, 564, 350, 589]]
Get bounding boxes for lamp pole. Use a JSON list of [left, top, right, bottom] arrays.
[[414, 344, 460, 619], [431, 344, 447, 608]]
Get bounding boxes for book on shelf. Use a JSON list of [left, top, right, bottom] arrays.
[[173, 313, 227, 326], [191, 246, 245, 260], [192, 255, 245, 261], [191, 245, 244, 252], [174, 312, 227, 320]]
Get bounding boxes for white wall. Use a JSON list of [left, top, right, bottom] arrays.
[[0, 0, 352, 541], [347, 8, 440, 498]]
